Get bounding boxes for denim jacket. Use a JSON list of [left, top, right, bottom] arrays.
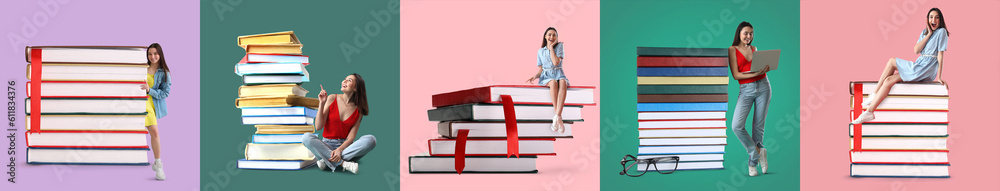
[[149, 68, 171, 119]]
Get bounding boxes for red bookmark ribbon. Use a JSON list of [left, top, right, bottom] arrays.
[[851, 83, 863, 151], [500, 95, 520, 158], [454, 129, 469, 174], [29, 48, 42, 134]]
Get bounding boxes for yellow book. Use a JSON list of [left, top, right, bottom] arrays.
[[237, 31, 301, 47], [254, 125, 315, 134], [245, 44, 303, 55], [235, 95, 318, 108], [239, 84, 308, 98], [637, 76, 729, 85]]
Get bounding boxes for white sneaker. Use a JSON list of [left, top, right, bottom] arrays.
[[317, 160, 329, 171], [556, 116, 565, 134], [551, 116, 560, 132], [152, 161, 166, 180], [850, 111, 875, 124], [861, 94, 876, 108], [759, 148, 768, 174], [749, 165, 758, 176], [341, 161, 359, 174]]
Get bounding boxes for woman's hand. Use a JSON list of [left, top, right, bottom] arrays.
[[318, 85, 328, 100], [525, 76, 537, 84], [330, 149, 344, 162], [140, 84, 150, 93], [547, 41, 560, 50], [755, 65, 771, 75], [938, 79, 948, 90]]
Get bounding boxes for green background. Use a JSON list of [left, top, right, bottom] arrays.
[[600, 0, 800, 190], [199, 1, 400, 191]]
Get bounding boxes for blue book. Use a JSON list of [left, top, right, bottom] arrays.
[[27, 147, 150, 165], [252, 133, 307, 144], [637, 67, 729, 77], [637, 102, 727, 112], [235, 62, 308, 76]]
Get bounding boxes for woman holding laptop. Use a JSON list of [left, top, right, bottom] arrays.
[[727, 21, 771, 177]]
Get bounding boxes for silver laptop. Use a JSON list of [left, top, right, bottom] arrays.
[[750, 49, 780, 72]]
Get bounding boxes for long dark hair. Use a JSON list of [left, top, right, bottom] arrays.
[[348, 73, 369, 116], [927, 8, 949, 36], [731, 21, 753, 46], [540, 27, 559, 48], [147, 43, 170, 72]]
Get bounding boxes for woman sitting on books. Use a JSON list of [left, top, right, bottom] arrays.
[[851, 8, 949, 124], [140, 43, 172, 180], [526, 27, 570, 133], [302, 73, 377, 174], [728, 21, 771, 177]]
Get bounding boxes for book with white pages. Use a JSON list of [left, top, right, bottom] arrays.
[[639, 137, 727, 146], [638, 128, 727, 138], [852, 95, 948, 110], [26, 115, 146, 131], [438, 121, 572, 138], [638, 119, 725, 129], [637, 160, 724, 171], [638, 145, 726, 155], [849, 123, 948, 137], [850, 150, 949, 164], [849, 137, 948, 150], [638, 111, 726, 120], [637, 153, 725, 162]]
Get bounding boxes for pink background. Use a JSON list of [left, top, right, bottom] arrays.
[[801, 0, 1000, 190], [399, 0, 601, 190]]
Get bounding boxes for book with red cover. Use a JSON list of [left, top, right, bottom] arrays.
[[637, 94, 728, 103], [636, 56, 729, 67], [26, 81, 147, 98], [427, 138, 556, 156], [25, 130, 149, 148], [431, 85, 596, 107]]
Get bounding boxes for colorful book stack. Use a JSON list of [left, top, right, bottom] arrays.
[[234, 31, 320, 170], [634, 47, 729, 171], [848, 81, 950, 178], [408, 85, 595, 173], [24, 46, 151, 165]]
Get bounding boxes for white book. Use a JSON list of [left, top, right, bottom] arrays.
[[27, 81, 146, 97], [854, 95, 948, 110], [639, 137, 727, 146], [637, 153, 725, 162], [27, 46, 148, 64], [849, 137, 947, 150], [27, 64, 147, 81], [236, 62, 307, 75], [427, 104, 582, 121], [26, 115, 146, 131], [237, 159, 317, 170], [638, 145, 726, 155], [850, 163, 949, 178], [638, 111, 726, 120], [27, 147, 149, 165], [853, 82, 948, 96], [27, 132, 148, 147], [638, 128, 727, 138], [243, 75, 307, 84], [852, 110, 947, 123], [638, 120, 725, 129], [850, 151, 949, 163], [245, 143, 314, 160], [241, 107, 316, 117], [637, 160, 724, 171], [849, 124, 948, 137], [438, 121, 572, 138], [242, 116, 314, 125], [408, 153, 537, 173], [26, 98, 146, 114]]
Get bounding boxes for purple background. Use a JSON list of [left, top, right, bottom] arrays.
[[1, 1, 200, 190]]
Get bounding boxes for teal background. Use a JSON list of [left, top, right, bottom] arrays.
[[200, 1, 400, 191], [600, 0, 800, 190]]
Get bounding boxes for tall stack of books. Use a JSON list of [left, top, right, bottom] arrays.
[[634, 47, 729, 171], [24, 46, 151, 165], [234, 31, 320, 170], [848, 81, 950, 178], [408, 85, 595, 173]]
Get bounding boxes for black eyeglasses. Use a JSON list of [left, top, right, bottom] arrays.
[[619, 155, 679, 177]]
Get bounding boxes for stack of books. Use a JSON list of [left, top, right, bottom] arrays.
[[233, 31, 320, 170], [408, 85, 595, 173], [848, 81, 950, 178], [634, 47, 729, 171], [24, 46, 151, 165]]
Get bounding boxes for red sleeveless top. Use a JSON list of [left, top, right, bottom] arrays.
[[322, 96, 359, 139], [735, 48, 765, 84]]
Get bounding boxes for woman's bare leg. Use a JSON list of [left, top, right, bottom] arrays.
[[869, 74, 902, 111], [147, 125, 161, 159], [555, 80, 568, 131], [872, 58, 898, 95]]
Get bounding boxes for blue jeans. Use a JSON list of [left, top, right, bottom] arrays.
[[301, 133, 377, 169], [732, 77, 770, 167]]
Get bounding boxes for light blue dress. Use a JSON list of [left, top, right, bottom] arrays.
[[536, 43, 569, 86], [896, 28, 948, 82]]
